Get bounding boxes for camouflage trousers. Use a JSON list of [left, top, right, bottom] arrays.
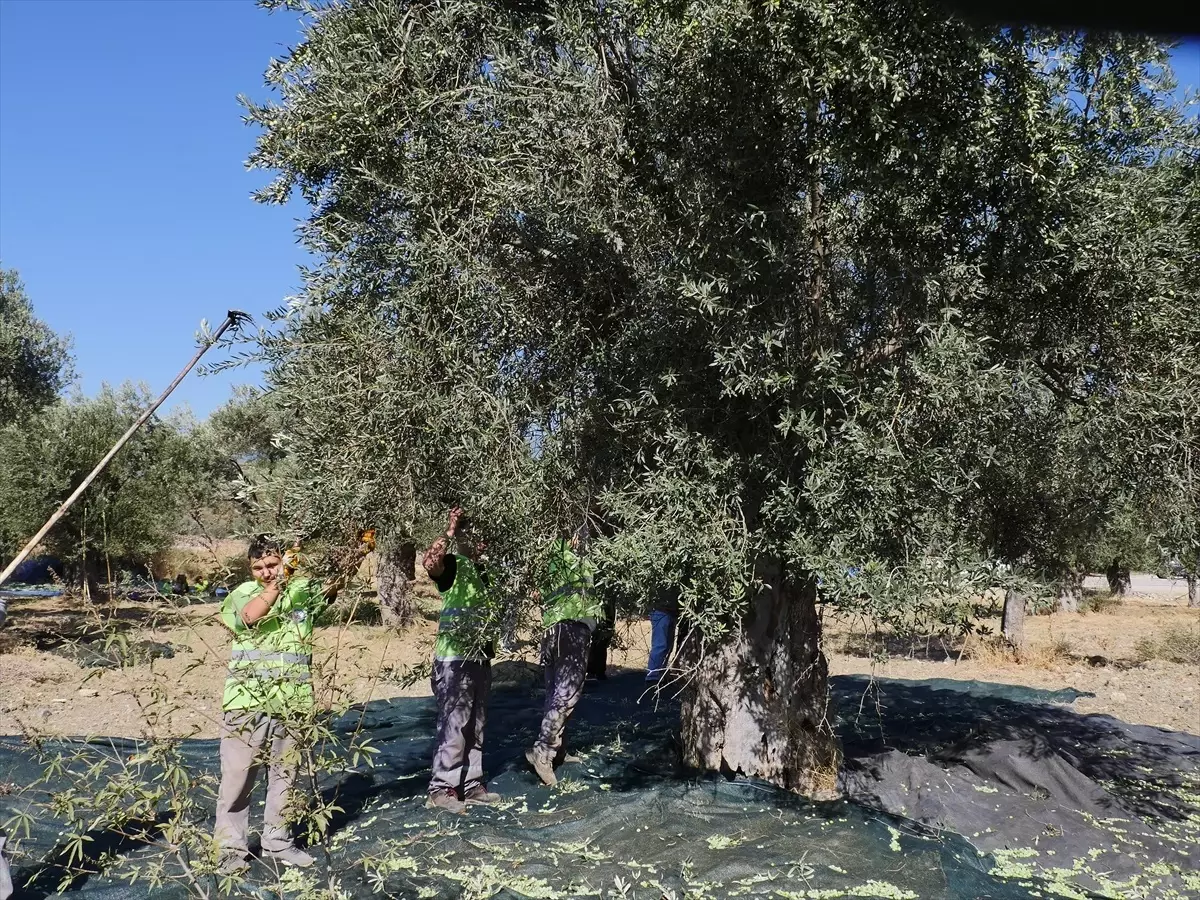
[[535, 620, 593, 755], [429, 659, 491, 795]]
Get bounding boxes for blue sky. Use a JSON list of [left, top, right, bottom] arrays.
[[0, 0, 308, 419], [1, 3, 1197, 420]]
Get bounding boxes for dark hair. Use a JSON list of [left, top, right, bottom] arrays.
[[248, 534, 284, 561]]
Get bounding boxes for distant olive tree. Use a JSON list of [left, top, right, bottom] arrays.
[[0, 268, 72, 422], [193, 384, 295, 536], [0, 384, 206, 595]]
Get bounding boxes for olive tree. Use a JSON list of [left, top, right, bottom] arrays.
[[0, 384, 205, 595], [0, 269, 72, 422], [198, 384, 294, 535], [244, 0, 1197, 793]]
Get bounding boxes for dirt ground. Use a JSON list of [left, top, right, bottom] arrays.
[[1, 577, 1196, 740]]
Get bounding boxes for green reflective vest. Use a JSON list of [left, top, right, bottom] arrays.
[[542, 539, 604, 630], [221, 578, 321, 716], [434, 555, 494, 661]]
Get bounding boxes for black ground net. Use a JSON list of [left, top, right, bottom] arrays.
[[2, 669, 1197, 900]]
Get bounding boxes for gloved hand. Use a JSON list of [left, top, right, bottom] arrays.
[[283, 545, 302, 578]]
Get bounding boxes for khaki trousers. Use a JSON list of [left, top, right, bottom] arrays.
[[0, 834, 12, 900], [214, 711, 299, 854]]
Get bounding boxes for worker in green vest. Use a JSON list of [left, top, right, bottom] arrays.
[[526, 524, 606, 786], [423, 507, 501, 813], [214, 531, 373, 874]]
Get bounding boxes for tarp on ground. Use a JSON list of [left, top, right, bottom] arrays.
[[1, 670, 1197, 900]]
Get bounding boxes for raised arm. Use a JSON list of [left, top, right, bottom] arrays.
[[240, 578, 282, 626], [423, 507, 463, 578]]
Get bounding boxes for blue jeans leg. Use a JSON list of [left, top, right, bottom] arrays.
[[647, 611, 676, 681]]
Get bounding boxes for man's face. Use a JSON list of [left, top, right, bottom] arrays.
[[251, 553, 284, 584]]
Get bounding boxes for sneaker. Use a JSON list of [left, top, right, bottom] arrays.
[[218, 851, 250, 876], [263, 846, 315, 868], [463, 785, 502, 805], [425, 789, 467, 814], [526, 747, 557, 786]]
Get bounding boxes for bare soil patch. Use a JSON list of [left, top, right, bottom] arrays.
[[2, 579, 1195, 739], [824, 589, 1200, 733]]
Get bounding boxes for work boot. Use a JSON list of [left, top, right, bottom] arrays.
[[217, 851, 250, 876], [425, 789, 467, 814], [463, 784, 502, 805], [263, 846, 315, 868], [526, 746, 557, 786]]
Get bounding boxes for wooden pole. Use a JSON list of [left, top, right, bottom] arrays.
[[0, 310, 251, 588]]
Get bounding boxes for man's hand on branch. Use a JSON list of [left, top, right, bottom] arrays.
[[446, 507, 464, 538]]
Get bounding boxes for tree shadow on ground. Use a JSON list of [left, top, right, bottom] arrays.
[[11, 815, 168, 899], [0, 591, 182, 654], [830, 630, 967, 662]]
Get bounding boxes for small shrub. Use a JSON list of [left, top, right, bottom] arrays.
[[1021, 637, 1075, 669], [1080, 589, 1122, 614], [1135, 626, 1200, 665], [967, 636, 1019, 666], [1027, 595, 1059, 616]]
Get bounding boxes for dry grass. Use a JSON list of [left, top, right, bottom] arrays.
[[1135, 625, 1200, 665], [967, 635, 1074, 669], [964, 636, 1019, 666], [1020, 637, 1076, 668]]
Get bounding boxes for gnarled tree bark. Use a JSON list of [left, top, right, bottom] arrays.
[[1188, 574, 1198, 609], [1105, 559, 1131, 597], [1057, 569, 1083, 613], [680, 568, 841, 799], [377, 541, 417, 627], [1001, 588, 1026, 648]]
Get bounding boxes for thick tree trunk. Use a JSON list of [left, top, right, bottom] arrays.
[[1057, 570, 1083, 613], [376, 542, 416, 627], [680, 573, 841, 799], [1001, 588, 1026, 648], [1188, 574, 1198, 609], [1105, 559, 1131, 597]]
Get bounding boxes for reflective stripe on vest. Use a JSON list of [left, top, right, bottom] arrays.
[[230, 649, 312, 665], [226, 668, 312, 683]]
